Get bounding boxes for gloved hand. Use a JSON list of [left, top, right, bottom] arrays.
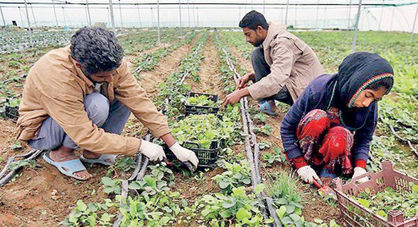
[[169, 143, 199, 168], [297, 165, 321, 184], [352, 167, 368, 183], [139, 140, 166, 161]]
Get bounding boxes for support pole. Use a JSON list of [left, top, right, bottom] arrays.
[[239, 6, 241, 22], [107, 7, 111, 27], [294, 5, 296, 27], [24, 0, 32, 45], [30, 4, 37, 28], [18, 7, 24, 27], [410, 4, 418, 42], [178, 0, 182, 35], [0, 6, 6, 27], [52, 0, 59, 28], [347, 0, 352, 29], [196, 6, 199, 27], [263, 0, 265, 14], [118, 0, 123, 28], [284, 0, 289, 25], [315, 0, 320, 29], [86, 0, 91, 26], [352, 0, 362, 53], [378, 0, 384, 31], [66, 6, 71, 27], [62, 6, 66, 27], [390, 7, 394, 31], [157, 0, 160, 44], [108, 0, 115, 32], [137, 1, 142, 28], [187, 0, 190, 27], [150, 7, 155, 27]]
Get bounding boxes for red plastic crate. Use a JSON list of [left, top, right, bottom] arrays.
[[334, 160, 418, 227]]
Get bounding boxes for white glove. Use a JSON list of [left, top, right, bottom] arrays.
[[169, 143, 199, 168], [297, 165, 321, 184], [139, 140, 166, 161], [352, 167, 368, 183]]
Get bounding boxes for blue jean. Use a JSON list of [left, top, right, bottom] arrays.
[[251, 46, 293, 105], [28, 92, 131, 150]]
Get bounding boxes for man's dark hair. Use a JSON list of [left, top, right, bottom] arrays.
[[239, 10, 269, 30], [71, 27, 123, 75]]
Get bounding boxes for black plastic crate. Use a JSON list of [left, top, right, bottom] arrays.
[[185, 92, 219, 115], [0, 98, 19, 122], [166, 140, 219, 168]]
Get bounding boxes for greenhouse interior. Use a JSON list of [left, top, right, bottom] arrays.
[[0, 0, 417, 226]]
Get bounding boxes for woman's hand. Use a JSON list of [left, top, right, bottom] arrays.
[[352, 167, 368, 183], [297, 165, 321, 184]]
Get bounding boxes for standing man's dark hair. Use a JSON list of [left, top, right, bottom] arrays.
[[71, 27, 123, 76], [239, 10, 269, 30]]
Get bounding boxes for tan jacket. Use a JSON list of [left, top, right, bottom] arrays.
[[247, 22, 324, 102], [16, 46, 170, 155]]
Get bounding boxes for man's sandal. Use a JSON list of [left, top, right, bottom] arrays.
[[258, 100, 277, 116], [80, 154, 117, 166], [42, 150, 89, 181]]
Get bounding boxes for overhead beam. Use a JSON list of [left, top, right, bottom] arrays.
[[0, 2, 414, 7]]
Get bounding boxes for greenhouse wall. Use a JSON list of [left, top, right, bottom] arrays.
[[0, 1, 417, 32]]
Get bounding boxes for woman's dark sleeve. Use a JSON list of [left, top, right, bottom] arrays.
[[352, 103, 378, 168]]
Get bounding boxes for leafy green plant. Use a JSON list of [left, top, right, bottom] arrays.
[[212, 160, 252, 193], [254, 112, 267, 123], [118, 189, 188, 226], [186, 95, 217, 107], [101, 177, 121, 195], [171, 114, 235, 149], [65, 199, 115, 226], [128, 175, 169, 196], [258, 141, 271, 150], [263, 146, 287, 167], [255, 124, 274, 136], [266, 171, 310, 226], [107, 156, 136, 176], [198, 186, 271, 226]]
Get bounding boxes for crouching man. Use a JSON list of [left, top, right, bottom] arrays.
[[16, 27, 198, 180]]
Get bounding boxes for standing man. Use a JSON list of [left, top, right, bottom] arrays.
[[223, 10, 324, 115], [16, 27, 198, 180]]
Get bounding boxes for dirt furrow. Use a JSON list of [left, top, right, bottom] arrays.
[[184, 33, 225, 100]]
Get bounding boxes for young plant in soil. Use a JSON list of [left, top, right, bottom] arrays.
[[263, 146, 287, 167]]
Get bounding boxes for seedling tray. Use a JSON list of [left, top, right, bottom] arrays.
[[166, 140, 219, 168], [185, 92, 219, 115], [334, 160, 418, 227]]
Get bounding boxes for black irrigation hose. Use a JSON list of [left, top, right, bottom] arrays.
[[0, 149, 38, 179], [113, 180, 129, 227], [113, 134, 151, 227], [380, 116, 418, 157], [0, 149, 43, 187], [128, 154, 143, 181], [222, 47, 282, 227]]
